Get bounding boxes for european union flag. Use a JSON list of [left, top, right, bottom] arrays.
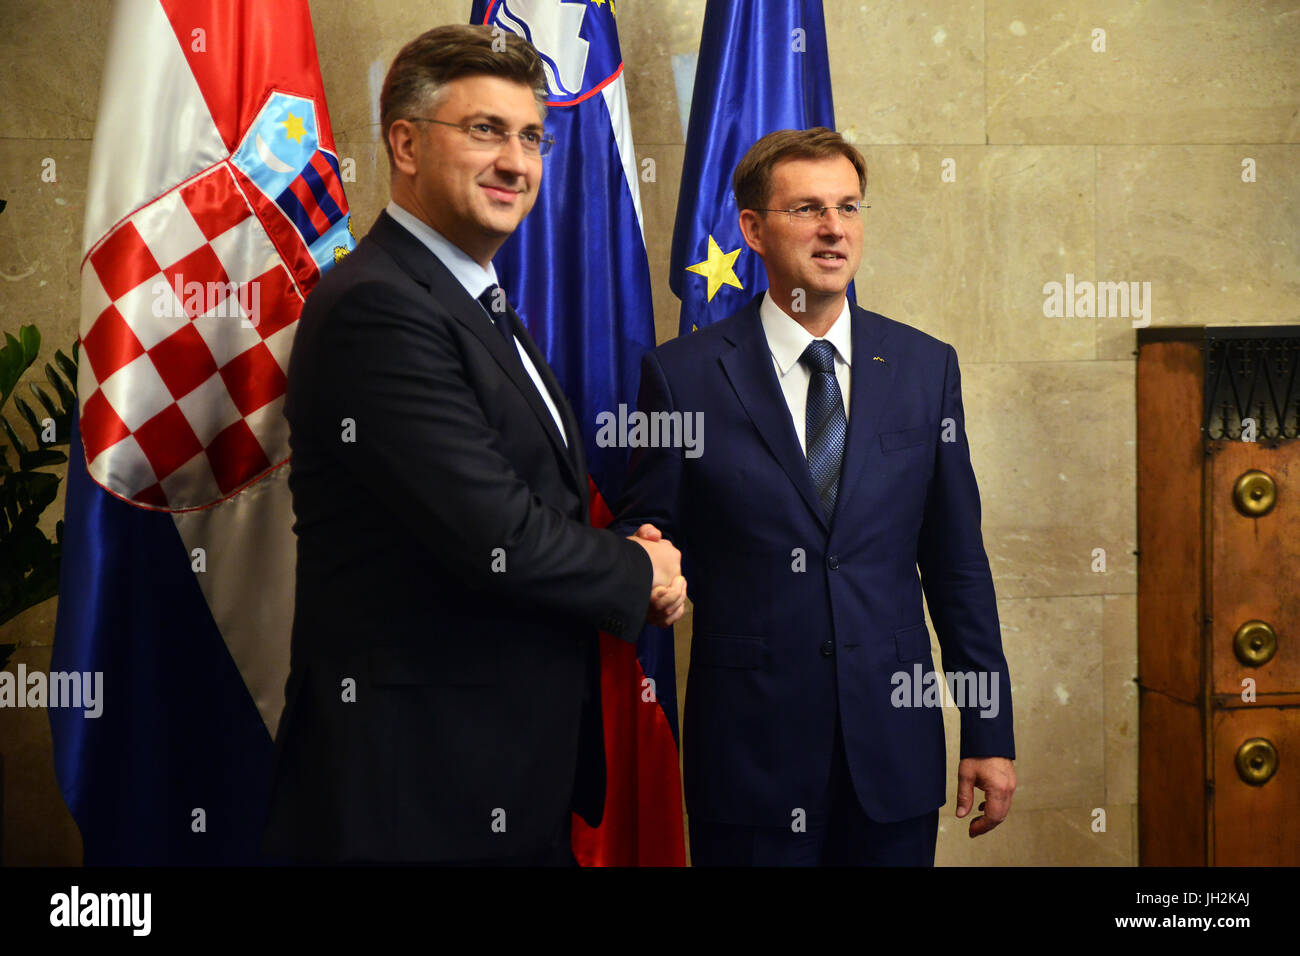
[[670, 0, 846, 334]]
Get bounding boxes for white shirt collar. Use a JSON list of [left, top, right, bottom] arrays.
[[385, 200, 499, 301], [759, 291, 852, 374]]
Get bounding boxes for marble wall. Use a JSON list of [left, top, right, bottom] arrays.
[[0, 0, 1296, 865]]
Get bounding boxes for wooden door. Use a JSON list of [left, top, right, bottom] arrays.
[[1138, 328, 1300, 865], [1208, 440, 1300, 865]]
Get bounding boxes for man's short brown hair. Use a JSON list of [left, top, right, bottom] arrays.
[[732, 127, 867, 211], [379, 24, 548, 168]]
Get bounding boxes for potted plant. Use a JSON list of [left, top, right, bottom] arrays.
[[0, 323, 79, 862]]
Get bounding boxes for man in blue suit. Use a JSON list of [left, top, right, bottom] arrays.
[[616, 128, 1016, 865]]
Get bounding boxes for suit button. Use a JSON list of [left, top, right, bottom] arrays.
[[601, 615, 625, 634], [827, 555, 840, 570], [820, 641, 834, 657]]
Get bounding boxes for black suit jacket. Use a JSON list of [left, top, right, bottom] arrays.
[[264, 210, 652, 862]]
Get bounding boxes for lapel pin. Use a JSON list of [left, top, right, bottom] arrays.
[[872, 355, 887, 364]]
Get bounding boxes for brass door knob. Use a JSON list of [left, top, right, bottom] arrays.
[[1234, 738, 1279, 786], [1233, 620, 1278, 667], [1233, 470, 1277, 517]]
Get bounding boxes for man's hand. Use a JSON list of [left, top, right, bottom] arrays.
[[955, 756, 1015, 837], [628, 523, 687, 627], [647, 576, 686, 627], [628, 524, 679, 587]]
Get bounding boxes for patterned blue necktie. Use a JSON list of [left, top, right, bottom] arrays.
[[477, 284, 515, 345], [800, 340, 846, 520]]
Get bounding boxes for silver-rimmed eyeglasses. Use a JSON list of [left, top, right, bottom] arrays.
[[755, 201, 867, 221], [407, 117, 555, 156]]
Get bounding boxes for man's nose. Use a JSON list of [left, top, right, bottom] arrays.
[[818, 208, 846, 236], [494, 133, 529, 175]]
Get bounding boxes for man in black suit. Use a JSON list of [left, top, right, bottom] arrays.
[[265, 24, 685, 865]]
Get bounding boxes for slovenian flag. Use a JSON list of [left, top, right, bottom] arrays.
[[470, 0, 685, 866], [671, 0, 846, 333], [50, 0, 352, 863]]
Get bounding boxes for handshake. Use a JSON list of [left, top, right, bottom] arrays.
[[627, 524, 687, 628]]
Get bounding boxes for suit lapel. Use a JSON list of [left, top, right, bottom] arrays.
[[832, 304, 895, 521], [719, 296, 828, 532], [507, 304, 587, 501], [367, 211, 584, 498]]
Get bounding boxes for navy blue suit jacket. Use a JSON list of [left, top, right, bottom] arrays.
[[615, 293, 1015, 826]]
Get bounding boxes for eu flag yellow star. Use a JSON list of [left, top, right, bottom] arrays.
[[685, 235, 743, 302]]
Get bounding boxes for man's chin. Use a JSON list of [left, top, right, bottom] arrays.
[[475, 217, 524, 245], [477, 205, 530, 235], [804, 276, 853, 299]]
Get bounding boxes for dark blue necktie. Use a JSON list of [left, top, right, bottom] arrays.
[[475, 284, 567, 447], [800, 340, 846, 520], [477, 284, 515, 346]]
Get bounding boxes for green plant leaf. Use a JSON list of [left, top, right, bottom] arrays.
[[0, 327, 73, 630], [19, 325, 40, 362], [45, 360, 77, 414], [0, 467, 61, 629], [1, 414, 29, 456], [15, 394, 41, 438], [17, 447, 65, 470], [0, 326, 42, 411], [35, 351, 77, 446], [30, 383, 59, 422], [0, 332, 27, 403], [0, 471, 57, 538], [55, 347, 78, 388]]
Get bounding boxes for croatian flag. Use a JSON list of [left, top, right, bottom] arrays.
[[671, 0, 847, 333], [50, 0, 352, 863], [470, 0, 685, 866]]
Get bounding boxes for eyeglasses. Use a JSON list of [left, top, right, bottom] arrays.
[[407, 117, 555, 156], [755, 202, 868, 222]]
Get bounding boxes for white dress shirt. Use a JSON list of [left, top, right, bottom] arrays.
[[385, 201, 568, 447], [758, 290, 852, 454]]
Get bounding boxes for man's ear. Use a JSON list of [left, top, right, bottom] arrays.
[[738, 209, 765, 256], [388, 120, 420, 177]]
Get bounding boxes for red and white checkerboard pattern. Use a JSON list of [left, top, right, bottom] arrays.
[[79, 163, 302, 511]]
